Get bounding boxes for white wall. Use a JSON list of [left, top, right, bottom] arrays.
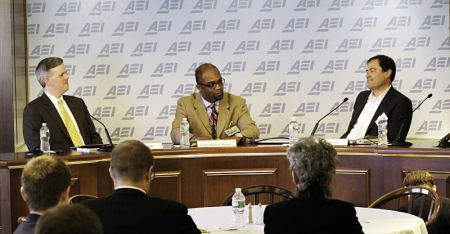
[[26, 0, 450, 144]]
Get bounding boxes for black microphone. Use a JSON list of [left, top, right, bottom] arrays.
[[438, 132, 450, 148], [310, 98, 348, 137], [391, 93, 432, 146], [85, 106, 115, 152]]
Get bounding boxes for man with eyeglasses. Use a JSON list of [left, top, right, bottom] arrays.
[[341, 54, 412, 142], [170, 63, 260, 145], [81, 140, 201, 234]]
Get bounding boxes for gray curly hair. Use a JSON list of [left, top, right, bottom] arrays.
[[287, 137, 338, 200]]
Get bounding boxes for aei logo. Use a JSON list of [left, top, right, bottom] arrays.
[[191, 0, 217, 13], [409, 79, 436, 93], [84, 65, 110, 79], [171, 84, 196, 98], [214, 20, 240, 34], [260, 0, 286, 12], [253, 61, 280, 75], [248, 19, 275, 33], [369, 38, 396, 52], [424, 57, 450, 71], [150, 63, 178, 77], [198, 41, 226, 55], [122, 0, 149, 15], [91, 107, 116, 119], [116, 64, 143, 78], [273, 82, 301, 96], [267, 40, 294, 54], [361, 0, 388, 10], [308, 81, 335, 95], [89, 1, 116, 16], [157, 0, 184, 14], [294, 0, 320, 11], [396, 0, 422, 10], [165, 42, 192, 56], [131, 42, 158, 57], [292, 102, 320, 117], [328, 0, 354, 10], [63, 44, 90, 58], [122, 106, 149, 120], [104, 85, 131, 99], [336, 39, 363, 53], [282, 18, 309, 33], [342, 81, 366, 95], [221, 62, 246, 76], [239, 82, 267, 97], [111, 127, 135, 141], [258, 103, 286, 117], [302, 39, 328, 53], [29, 45, 55, 59], [385, 16, 411, 30], [142, 126, 170, 141], [72, 86, 97, 97], [225, 0, 251, 13], [98, 43, 124, 58], [415, 121, 442, 135], [27, 3, 46, 17], [78, 22, 105, 37], [43, 23, 69, 37], [234, 41, 260, 55], [429, 100, 450, 114], [351, 17, 377, 31], [287, 60, 314, 74], [145, 21, 172, 35], [156, 105, 177, 119], [419, 15, 446, 29], [55, 2, 81, 16], [112, 22, 139, 36], [180, 20, 207, 34], [403, 37, 430, 51], [316, 18, 343, 32], [321, 60, 348, 74], [137, 84, 164, 99]]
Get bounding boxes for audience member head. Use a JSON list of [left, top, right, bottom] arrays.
[[35, 204, 103, 234], [403, 170, 436, 191], [367, 54, 396, 82], [287, 137, 338, 200], [109, 140, 154, 192], [35, 57, 64, 88], [21, 155, 71, 213], [195, 63, 224, 103]]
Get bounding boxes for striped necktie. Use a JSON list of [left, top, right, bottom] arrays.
[[58, 99, 83, 146], [209, 103, 218, 139]]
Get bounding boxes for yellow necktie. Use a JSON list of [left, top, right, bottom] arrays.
[[58, 99, 83, 146]]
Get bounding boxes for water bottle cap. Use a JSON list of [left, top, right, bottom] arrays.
[[42, 123, 47, 126], [182, 118, 187, 121], [291, 117, 295, 121], [235, 188, 241, 192]]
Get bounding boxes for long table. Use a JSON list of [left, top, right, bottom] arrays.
[[0, 140, 449, 233]]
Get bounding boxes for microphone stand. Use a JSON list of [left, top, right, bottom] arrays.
[[86, 107, 115, 152], [310, 98, 348, 137], [391, 94, 432, 147]]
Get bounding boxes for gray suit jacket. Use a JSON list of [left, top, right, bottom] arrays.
[[171, 92, 259, 144], [23, 93, 103, 151]]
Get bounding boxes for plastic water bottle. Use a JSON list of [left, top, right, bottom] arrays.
[[289, 117, 298, 146], [40, 123, 50, 154], [231, 188, 246, 227], [180, 118, 190, 148], [377, 116, 388, 145]]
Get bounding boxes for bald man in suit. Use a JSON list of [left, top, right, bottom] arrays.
[[171, 63, 259, 145]]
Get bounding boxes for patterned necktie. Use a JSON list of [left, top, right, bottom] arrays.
[[58, 99, 83, 146], [209, 103, 218, 139]]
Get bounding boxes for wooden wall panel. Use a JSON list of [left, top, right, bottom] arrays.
[[201, 168, 277, 207], [149, 170, 182, 203], [333, 168, 370, 207]]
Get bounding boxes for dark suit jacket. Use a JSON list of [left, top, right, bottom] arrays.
[[170, 92, 260, 144], [13, 213, 40, 234], [23, 93, 103, 151], [341, 87, 412, 142], [399, 196, 450, 234], [81, 188, 201, 234], [264, 198, 364, 234]]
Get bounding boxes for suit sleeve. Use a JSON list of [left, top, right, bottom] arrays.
[[386, 96, 413, 142], [175, 204, 202, 234], [235, 98, 260, 139], [170, 98, 187, 144], [23, 104, 43, 151], [80, 99, 103, 145]]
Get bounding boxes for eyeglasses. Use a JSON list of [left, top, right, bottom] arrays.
[[197, 78, 225, 89]]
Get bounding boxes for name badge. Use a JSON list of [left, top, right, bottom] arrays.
[[225, 125, 240, 137]]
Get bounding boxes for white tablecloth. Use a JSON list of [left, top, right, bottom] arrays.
[[188, 206, 428, 234]]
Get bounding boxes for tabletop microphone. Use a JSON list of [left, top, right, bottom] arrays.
[[310, 97, 348, 137], [391, 93, 432, 146], [85, 106, 115, 152]]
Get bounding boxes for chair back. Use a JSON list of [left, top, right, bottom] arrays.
[[17, 216, 26, 224], [368, 186, 441, 233], [68, 194, 98, 204], [221, 185, 294, 206]]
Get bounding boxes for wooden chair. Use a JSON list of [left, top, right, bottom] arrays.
[[221, 185, 294, 206], [17, 216, 26, 224], [369, 186, 442, 234], [68, 194, 98, 204]]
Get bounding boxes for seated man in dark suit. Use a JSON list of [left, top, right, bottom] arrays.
[[264, 137, 364, 234], [81, 140, 201, 234], [400, 170, 450, 234], [35, 204, 103, 234], [23, 57, 103, 151], [341, 54, 412, 142], [171, 63, 259, 145], [14, 155, 72, 234]]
